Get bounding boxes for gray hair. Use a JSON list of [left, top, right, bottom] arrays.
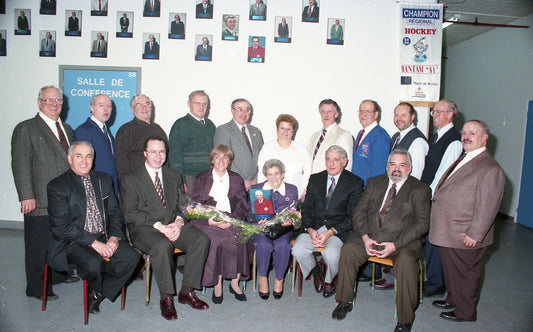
[[68, 141, 94, 158], [130, 93, 152, 109], [188, 90, 209, 101], [465, 119, 490, 135], [326, 145, 348, 160], [388, 148, 412, 166], [262, 159, 286, 177], [38, 85, 63, 100], [89, 94, 110, 106], [439, 99, 459, 118]]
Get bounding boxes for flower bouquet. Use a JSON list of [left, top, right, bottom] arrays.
[[261, 205, 302, 239]]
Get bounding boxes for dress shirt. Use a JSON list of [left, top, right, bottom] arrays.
[[395, 124, 429, 179], [144, 162, 164, 190], [233, 119, 253, 150], [359, 121, 378, 141], [379, 177, 408, 211], [429, 122, 463, 194], [189, 112, 205, 123], [326, 173, 341, 197], [262, 181, 286, 197], [39, 112, 71, 145], [208, 169, 231, 213], [449, 147, 486, 178]]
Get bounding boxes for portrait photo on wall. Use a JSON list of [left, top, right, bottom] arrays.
[[15, 9, 31, 35], [39, 30, 56, 57], [196, 0, 213, 19], [248, 35, 265, 63], [65, 10, 82, 36], [302, 0, 319, 23], [0, 30, 7, 56], [144, 0, 160, 17], [168, 12, 186, 39], [0, 0, 5, 14], [91, 0, 108, 16], [250, 189, 274, 221], [195, 34, 212, 61], [117, 11, 133, 38], [90, 31, 108, 58], [249, 0, 267, 21], [40, 0, 56, 15], [143, 33, 160, 59], [327, 18, 344, 45], [221, 14, 239, 41], [274, 16, 291, 43]]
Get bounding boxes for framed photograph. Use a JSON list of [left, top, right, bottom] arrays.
[[196, 0, 213, 19], [221, 14, 238, 41], [327, 18, 344, 45], [15, 9, 31, 35], [275, 16, 291, 43], [250, 189, 274, 221], [90, 31, 108, 58], [40, 0, 56, 15], [168, 12, 186, 39], [142, 33, 160, 59], [249, 0, 266, 21], [143, 0, 160, 17], [0, 30, 7, 56], [117, 11, 133, 38], [0, 0, 5, 14], [91, 0, 108, 16], [65, 10, 82, 36], [39, 30, 56, 57], [302, 0, 319, 23], [195, 35, 212, 61], [247, 36, 265, 63]]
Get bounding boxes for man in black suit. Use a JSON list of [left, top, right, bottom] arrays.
[[144, 0, 160, 16], [144, 34, 159, 56], [195, 37, 212, 60], [196, 0, 213, 18], [278, 17, 289, 38], [332, 149, 431, 332], [121, 136, 210, 321], [170, 14, 184, 35], [18, 10, 29, 30], [47, 142, 140, 314], [120, 13, 129, 33], [292, 145, 363, 298], [0, 33, 6, 55], [302, 0, 319, 21], [68, 12, 79, 32]]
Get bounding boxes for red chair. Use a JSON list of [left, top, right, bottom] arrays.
[[293, 246, 324, 297]]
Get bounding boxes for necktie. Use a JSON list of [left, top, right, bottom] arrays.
[[378, 183, 396, 226], [154, 171, 166, 208], [150, 41, 153, 50], [102, 124, 114, 154], [242, 126, 253, 155], [200, 119, 205, 125], [326, 177, 336, 207], [313, 129, 327, 160], [392, 133, 401, 150], [308, 7, 312, 16], [46, 40, 48, 47], [81, 175, 104, 234], [437, 153, 466, 190], [355, 129, 365, 150], [98, 40, 101, 52], [432, 132, 438, 145], [55, 121, 69, 154]]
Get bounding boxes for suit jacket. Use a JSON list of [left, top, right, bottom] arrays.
[[120, 17, 129, 31], [214, 120, 264, 181], [68, 17, 79, 31], [74, 118, 118, 195], [92, 39, 107, 53], [47, 170, 124, 271], [429, 150, 505, 249], [302, 5, 319, 20], [196, 44, 212, 58], [18, 15, 29, 30], [278, 23, 289, 38], [0, 38, 6, 54], [222, 28, 237, 38], [41, 0, 56, 10], [196, 3, 213, 17], [330, 24, 343, 40], [171, 21, 184, 35], [250, 3, 267, 17], [144, 0, 160, 14], [351, 124, 390, 184], [307, 123, 354, 174], [40, 38, 55, 52], [144, 40, 159, 56], [11, 114, 73, 216], [302, 170, 363, 242], [248, 46, 265, 59], [351, 174, 431, 251]]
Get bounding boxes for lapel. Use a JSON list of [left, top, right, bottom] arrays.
[[385, 176, 413, 221], [162, 167, 178, 208], [439, 151, 488, 190], [34, 114, 68, 163], [90, 172, 106, 223], [229, 121, 248, 152]]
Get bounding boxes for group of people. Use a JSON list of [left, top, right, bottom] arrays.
[[11, 86, 505, 331]]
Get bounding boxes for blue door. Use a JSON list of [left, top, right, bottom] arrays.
[[517, 100, 533, 227]]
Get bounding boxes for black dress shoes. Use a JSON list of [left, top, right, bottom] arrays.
[[313, 274, 324, 293], [331, 301, 353, 320], [440, 311, 476, 322], [88, 290, 105, 314], [273, 290, 283, 300], [160, 296, 178, 320], [259, 291, 270, 300], [212, 290, 223, 304], [423, 289, 445, 297], [63, 274, 80, 284], [178, 291, 209, 310], [323, 277, 337, 298], [394, 322, 412, 332], [432, 300, 455, 310], [229, 284, 247, 301], [28, 293, 59, 301]]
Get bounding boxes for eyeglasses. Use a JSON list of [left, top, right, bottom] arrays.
[[232, 107, 250, 113], [358, 110, 375, 115], [135, 102, 152, 108], [40, 98, 63, 104], [430, 110, 448, 116], [146, 150, 166, 157]]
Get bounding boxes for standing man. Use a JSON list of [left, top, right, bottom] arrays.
[[18, 10, 29, 30], [292, 145, 363, 298], [196, 0, 213, 18], [120, 13, 129, 33], [249, 0, 267, 19], [195, 37, 212, 60], [333, 149, 431, 332], [169, 90, 215, 193], [47, 142, 140, 314], [121, 136, 210, 321], [144, 0, 160, 16], [144, 34, 159, 56], [68, 12, 79, 32], [11, 85, 78, 301], [248, 36, 265, 59], [91, 33, 107, 53], [278, 17, 289, 38], [74, 94, 118, 195], [420, 99, 462, 297], [40, 32, 55, 52], [214, 98, 264, 190], [170, 14, 184, 35], [390, 102, 428, 179], [307, 99, 353, 175], [302, 0, 319, 21], [330, 19, 343, 40], [430, 120, 505, 322]]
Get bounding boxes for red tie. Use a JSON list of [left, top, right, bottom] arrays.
[[56, 121, 69, 154], [355, 129, 365, 150]]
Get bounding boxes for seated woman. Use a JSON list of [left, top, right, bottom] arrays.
[[251, 159, 298, 300], [190, 144, 251, 304]]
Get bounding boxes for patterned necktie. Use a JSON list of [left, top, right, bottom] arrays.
[[102, 124, 114, 155], [326, 177, 336, 207], [81, 175, 104, 234], [432, 132, 438, 145], [200, 119, 205, 125], [437, 153, 466, 190], [55, 121, 69, 154], [313, 129, 327, 160], [355, 129, 365, 150], [241, 126, 253, 155], [154, 171, 166, 208], [378, 183, 396, 226], [392, 133, 401, 150]]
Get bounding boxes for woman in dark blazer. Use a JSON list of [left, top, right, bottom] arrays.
[[190, 145, 250, 304]]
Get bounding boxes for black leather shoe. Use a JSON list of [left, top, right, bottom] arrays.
[[423, 289, 445, 297], [313, 274, 324, 293], [273, 290, 283, 300], [88, 290, 105, 314], [440, 311, 475, 322], [432, 300, 455, 310], [394, 322, 412, 332], [63, 274, 80, 284], [160, 296, 178, 320], [28, 293, 59, 301], [332, 301, 353, 320], [259, 291, 270, 300], [323, 277, 337, 298], [212, 290, 223, 304], [229, 284, 247, 301]]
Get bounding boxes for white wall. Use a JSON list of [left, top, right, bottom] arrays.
[[442, 14, 533, 219], [0, 0, 432, 224]]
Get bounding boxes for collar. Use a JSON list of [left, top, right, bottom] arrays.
[[263, 181, 286, 196], [189, 112, 205, 122], [323, 122, 338, 131], [233, 119, 247, 130], [90, 116, 106, 130], [362, 121, 378, 133], [436, 122, 454, 139], [398, 123, 416, 137], [389, 175, 408, 192], [39, 111, 60, 126], [144, 162, 162, 182]]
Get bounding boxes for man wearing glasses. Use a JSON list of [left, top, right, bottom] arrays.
[[115, 94, 167, 181], [11, 85, 79, 301]]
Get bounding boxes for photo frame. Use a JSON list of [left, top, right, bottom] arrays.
[[169, 12, 186, 39], [250, 189, 275, 221], [143, 0, 160, 17], [91, 0, 108, 16], [275, 16, 292, 43], [195, 34, 212, 61], [15, 9, 31, 35], [142, 33, 160, 59], [327, 18, 344, 45], [117, 11, 133, 38], [40, 0, 56, 15], [248, 36, 266, 63], [65, 10, 82, 36], [196, 0, 213, 19], [302, 0, 319, 23], [221, 14, 239, 41], [39, 30, 56, 57], [249, 0, 267, 21], [0, 29, 7, 56], [90, 31, 108, 58]]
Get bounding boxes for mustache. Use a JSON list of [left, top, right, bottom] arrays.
[[462, 139, 472, 143]]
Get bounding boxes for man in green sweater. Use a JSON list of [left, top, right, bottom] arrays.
[[169, 90, 216, 193]]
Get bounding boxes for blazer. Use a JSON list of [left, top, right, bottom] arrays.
[[351, 174, 431, 251], [248, 46, 265, 59], [68, 17, 79, 31], [301, 170, 363, 242], [40, 38, 55, 52], [196, 3, 213, 16], [429, 150, 505, 249], [120, 17, 129, 31], [351, 124, 390, 184], [144, 41, 159, 56], [249, 3, 267, 17], [302, 5, 319, 20], [214, 120, 264, 181], [278, 23, 289, 38], [330, 24, 343, 40], [47, 170, 124, 271], [92, 39, 107, 53], [307, 123, 354, 174], [171, 21, 184, 35], [196, 44, 212, 58], [11, 114, 73, 216], [18, 15, 29, 30], [74, 117, 118, 195], [144, 0, 160, 14]]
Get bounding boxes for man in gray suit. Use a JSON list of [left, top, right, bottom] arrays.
[[40, 31, 55, 52], [332, 149, 431, 332], [214, 98, 264, 190], [430, 120, 505, 322], [11, 85, 79, 301]]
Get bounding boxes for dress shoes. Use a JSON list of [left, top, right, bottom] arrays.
[[423, 289, 445, 297], [323, 277, 337, 298], [440, 311, 475, 322], [394, 322, 412, 332], [28, 293, 59, 301], [88, 290, 105, 314], [160, 296, 178, 320], [178, 291, 209, 310], [273, 290, 283, 300], [229, 284, 247, 301], [331, 301, 353, 320], [371, 278, 394, 290], [313, 274, 325, 293], [432, 300, 455, 310], [259, 291, 270, 300], [212, 291, 223, 304], [63, 274, 80, 284]]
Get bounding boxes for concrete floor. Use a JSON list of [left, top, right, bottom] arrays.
[[0, 218, 532, 331]]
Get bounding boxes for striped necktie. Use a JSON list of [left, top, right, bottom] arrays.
[[313, 129, 327, 160]]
